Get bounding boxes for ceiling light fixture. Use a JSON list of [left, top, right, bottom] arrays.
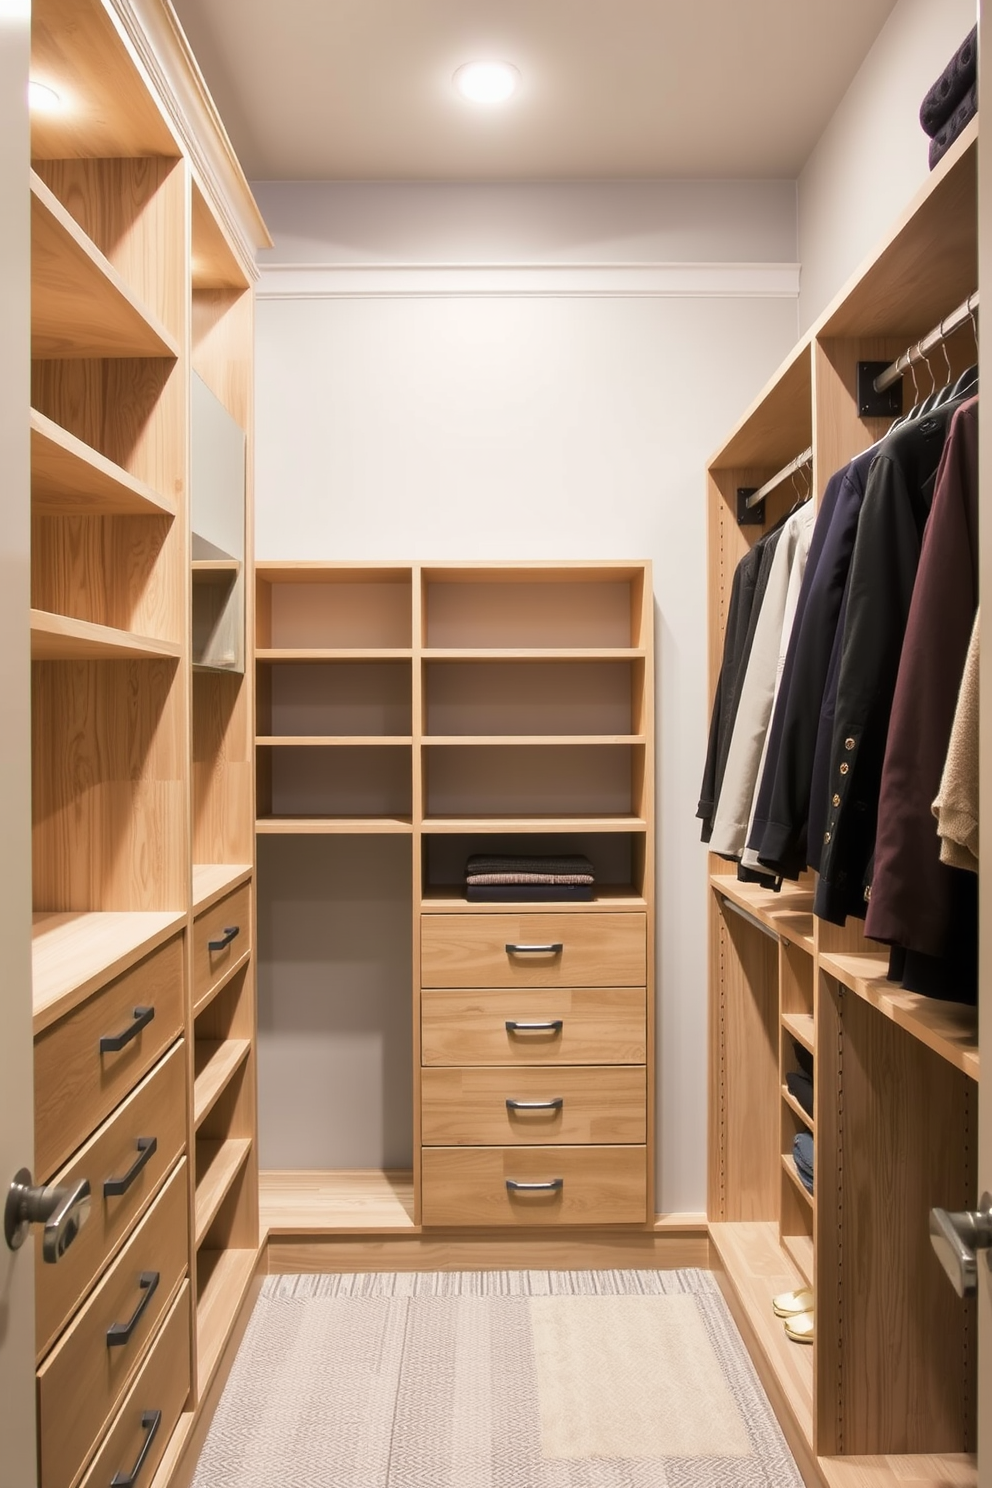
[[453, 61, 519, 106], [29, 81, 62, 112]]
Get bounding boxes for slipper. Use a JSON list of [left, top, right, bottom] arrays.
[[772, 1286, 813, 1318], [784, 1311, 814, 1344]]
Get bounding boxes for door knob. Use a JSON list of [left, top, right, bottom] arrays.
[[4, 1168, 91, 1263], [929, 1192, 992, 1297]]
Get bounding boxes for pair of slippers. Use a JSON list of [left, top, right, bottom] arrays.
[[773, 1286, 813, 1344]]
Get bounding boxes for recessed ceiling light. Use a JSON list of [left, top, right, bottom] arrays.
[[453, 61, 520, 106], [29, 81, 62, 113]]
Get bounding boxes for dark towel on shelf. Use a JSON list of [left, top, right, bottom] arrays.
[[929, 82, 977, 171], [466, 883, 594, 902], [466, 853, 596, 881], [793, 1132, 814, 1194], [792, 1040, 814, 1080], [920, 25, 977, 137], [786, 1071, 814, 1120]]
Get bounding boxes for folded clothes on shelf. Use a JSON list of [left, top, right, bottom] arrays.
[[791, 1039, 813, 1080], [464, 853, 596, 901], [919, 25, 976, 138], [786, 1070, 813, 1120], [793, 1132, 814, 1195]]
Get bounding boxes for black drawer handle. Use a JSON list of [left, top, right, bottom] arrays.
[[505, 943, 562, 955], [505, 1019, 563, 1035], [100, 1006, 155, 1054], [506, 1097, 563, 1112], [104, 1138, 157, 1199], [506, 1177, 564, 1193], [111, 1409, 162, 1487], [208, 925, 240, 952], [106, 1271, 159, 1348]]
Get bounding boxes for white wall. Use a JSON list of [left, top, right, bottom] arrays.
[[798, 0, 976, 330], [252, 181, 799, 1210]]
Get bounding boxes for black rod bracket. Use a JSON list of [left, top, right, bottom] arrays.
[[737, 487, 764, 526], [857, 361, 903, 418]]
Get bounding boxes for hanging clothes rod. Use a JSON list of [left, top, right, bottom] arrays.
[[873, 290, 979, 393], [744, 445, 813, 512]]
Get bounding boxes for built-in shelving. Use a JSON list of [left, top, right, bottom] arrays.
[[196, 1247, 258, 1391], [192, 559, 241, 581], [781, 1154, 813, 1209], [30, 610, 182, 662], [256, 815, 414, 835], [421, 886, 647, 913], [781, 1086, 814, 1131], [195, 1138, 253, 1246], [31, 909, 186, 1034], [259, 1170, 417, 1236], [424, 734, 646, 746], [781, 1011, 815, 1056], [421, 814, 648, 833], [423, 647, 646, 661], [256, 735, 413, 747], [30, 409, 176, 518], [192, 864, 253, 916], [256, 648, 413, 662], [193, 1039, 252, 1129]]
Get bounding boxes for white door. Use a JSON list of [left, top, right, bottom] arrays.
[[0, 6, 38, 1485]]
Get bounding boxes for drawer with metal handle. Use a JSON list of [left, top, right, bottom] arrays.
[[421, 1145, 647, 1226], [421, 1066, 646, 1145], [78, 1282, 190, 1488], [193, 881, 252, 1013], [37, 1161, 188, 1488], [34, 935, 184, 1181], [35, 1041, 187, 1360], [421, 912, 646, 988], [421, 987, 646, 1066]]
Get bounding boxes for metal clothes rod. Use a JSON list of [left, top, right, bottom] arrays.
[[744, 445, 813, 512], [721, 895, 780, 944], [873, 289, 979, 393]]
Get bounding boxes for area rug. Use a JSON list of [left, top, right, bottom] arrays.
[[191, 1269, 803, 1487]]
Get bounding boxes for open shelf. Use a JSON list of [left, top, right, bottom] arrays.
[[259, 1170, 417, 1236], [192, 864, 253, 916], [782, 1233, 813, 1288], [31, 909, 186, 1034], [423, 647, 646, 661], [195, 1138, 253, 1247], [711, 875, 815, 951], [30, 172, 180, 360], [257, 648, 412, 662], [256, 815, 414, 835], [819, 952, 979, 1081], [422, 814, 647, 834], [193, 1039, 252, 1129], [30, 409, 176, 518], [421, 885, 647, 913], [256, 735, 413, 747], [425, 734, 646, 746], [782, 1012, 815, 1057], [30, 610, 182, 662], [782, 1086, 814, 1132], [781, 1153, 814, 1209], [196, 1247, 259, 1392], [192, 560, 241, 582]]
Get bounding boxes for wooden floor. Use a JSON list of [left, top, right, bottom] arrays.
[[260, 1169, 417, 1234]]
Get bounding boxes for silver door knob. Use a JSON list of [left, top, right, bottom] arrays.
[[929, 1192, 992, 1297], [4, 1168, 91, 1264]]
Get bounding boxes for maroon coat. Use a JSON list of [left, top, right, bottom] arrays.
[[865, 397, 978, 963]]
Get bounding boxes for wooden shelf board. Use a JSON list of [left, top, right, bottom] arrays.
[[781, 1232, 813, 1288], [193, 1039, 251, 1129], [708, 335, 814, 471], [781, 1153, 814, 1209], [422, 647, 646, 662], [422, 815, 647, 835], [192, 181, 251, 292], [30, 609, 181, 662], [30, 171, 179, 360], [259, 1169, 417, 1235], [195, 1138, 253, 1248], [421, 885, 647, 913], [192, 560, 240, 585], [423, 735, 646, 747], [193, 948, 252, 1019], [30, 409, 175, 518], [256, 816, 414, 836], [192, 864, 253, 916], [32, 909, 186, 1034], [818, 952, 979, 1082], [781, 1086, 814, 1133], [711, 875, 815, 950], [818, 1453, 977, 1488], [708, 1222, 813, 1448], [255, 736, 413, 747], [782, 1012, 815, 1057], [421, 561, 647, 582], [197, 1247, 259, 1393], [256, 648, 412, 662], [256, 563, 414, 583]]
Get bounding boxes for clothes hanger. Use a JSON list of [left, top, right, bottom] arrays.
[[912, 345, 941, 418], [889, 354, 921, 431], [787, 460, 812, 514], [931, 332, 956, 408]]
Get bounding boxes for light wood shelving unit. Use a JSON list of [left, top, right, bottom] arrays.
[[707, 118, 980, 1488]]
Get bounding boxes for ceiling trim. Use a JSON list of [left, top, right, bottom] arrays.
[[257, 262, 801, 300]]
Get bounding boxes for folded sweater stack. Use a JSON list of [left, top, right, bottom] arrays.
[[465, 853, 595, 903], [920, 25, 977, 171], [793, 1132, 814, 1196]]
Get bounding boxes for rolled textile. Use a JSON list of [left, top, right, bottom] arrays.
[[920, 25, 977, 137], [929, 81, 977, 170]]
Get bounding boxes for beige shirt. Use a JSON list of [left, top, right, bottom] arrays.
[[932, 609, 979, 873]]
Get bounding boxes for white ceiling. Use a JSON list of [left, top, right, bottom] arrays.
[[173, 0, 898, 182]]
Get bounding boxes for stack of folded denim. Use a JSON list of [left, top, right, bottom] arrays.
[[920, 25, 977, 171], [793, 1132, 814, 1195], [464, 853, 595, 902]]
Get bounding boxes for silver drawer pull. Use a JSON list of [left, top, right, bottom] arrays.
[[506, 1097, 563, 1112], [505, 1019, 563, 1035], [506, 1177, 564, 1193], [505, 943, 563, 955]]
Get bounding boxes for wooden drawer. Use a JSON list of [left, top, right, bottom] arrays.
[[36, 1042, 187, 1360], [421, 912, 645, 988], [421, 987, 646, 1066], [38, 1161, 188, 1488], [421, 1066, 646, 1145], [35, 935, 185, 1181], [193, 882, 252, 1011], [78, 1283, 190, 1488], [421, 1146, 647, 1226]]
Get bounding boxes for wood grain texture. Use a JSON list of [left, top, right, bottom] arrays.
[[195, 1248, 258, 1392], [195, 1138, 252, 1247], [265, 1230, 710, 1275], [193, 1040, 251, 1130], [192, 289, 252, 430], [421, 886, 648, 913], [34, 936, 184, 1181], [191, 864, 252, 916], [31, 408, 175, 518], [420, 1145, 646, 1226], [192, 181, 250, 292], [421, 1065, 646, 1145], [36, 1042, 186, 1360], [30, 608, 180, 659], [422, 911, 645, 988], [193, 672, 254, 865], [709, 336, 814, 470], [192, 882, 252, 1009], [260, 1170, 416, 1235], [32, 909, 185, 1033], [36, 1162, 188, 1488], [421, 987, 646, 1067]]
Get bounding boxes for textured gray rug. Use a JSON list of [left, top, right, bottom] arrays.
[[192, 1269, 803, 1487]]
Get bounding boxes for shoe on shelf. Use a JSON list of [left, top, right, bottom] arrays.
[[772, 1286, 813, 1318], [784, 1312, 814, 1344]]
